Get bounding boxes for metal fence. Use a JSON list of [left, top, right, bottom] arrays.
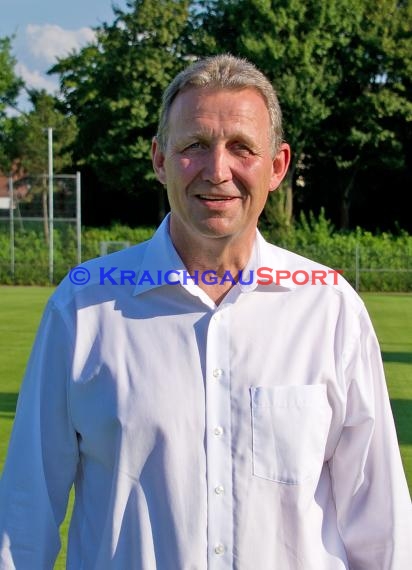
[[283, 243, 412, 292], [1, 199, 411, 291], [1, 238, 411, 291], [0, 173, 81, 284]]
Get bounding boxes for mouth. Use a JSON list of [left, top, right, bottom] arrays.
[[196, 194, 239, 202]]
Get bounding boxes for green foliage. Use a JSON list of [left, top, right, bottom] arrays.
[[0, 223, 155, 285], [0, 91, 77, 245], [306, 0, 412, 228], [0, 217, 411, 290], [194, 0, 412, 229], [9, 90, 78, 175], [0, 36, 23, 118], [0, 89, 78, 247], [50, 0, 192, 219], [2, 1, 408, 231], [0, 116, 16, 173], [261, 209, 412, 291], [81, 224, 155, 260], [196, 0, 366, 222], [0, 36, 24, 171]]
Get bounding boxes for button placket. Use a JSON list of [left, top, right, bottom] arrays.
[[205, 308, 233, 568]]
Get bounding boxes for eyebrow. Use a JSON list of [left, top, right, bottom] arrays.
[[177, 128, 263, 150]]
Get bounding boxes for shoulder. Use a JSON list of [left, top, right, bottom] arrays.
[[259, 237, 365, 314], [50, 238, 152, 313]]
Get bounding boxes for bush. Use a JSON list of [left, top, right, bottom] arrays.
[[0, 223, 155, 285], [1, 214, 411, 291], [261, 210, 412, 291]]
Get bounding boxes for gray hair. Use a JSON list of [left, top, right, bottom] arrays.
[[156, 54, 283, 156]]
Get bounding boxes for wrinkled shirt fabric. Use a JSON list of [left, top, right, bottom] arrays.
[[1, 215, 411, 569]]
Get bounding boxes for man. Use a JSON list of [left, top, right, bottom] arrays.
[[0, 55, 411, 569]]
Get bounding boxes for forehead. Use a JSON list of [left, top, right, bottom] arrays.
[[168, 87, 271, 133]]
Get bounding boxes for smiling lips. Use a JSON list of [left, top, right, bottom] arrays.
[[197, 194, 239, 202]]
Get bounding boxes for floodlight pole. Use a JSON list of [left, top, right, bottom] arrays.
[[48, 128, 54, 284], [76, 171, 82, 264], [9, 177, 15, 280]]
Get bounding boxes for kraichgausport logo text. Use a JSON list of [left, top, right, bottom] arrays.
[[69, 266, 343, 286]]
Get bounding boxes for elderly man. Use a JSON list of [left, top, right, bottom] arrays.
[[0, 55, 411, 569]]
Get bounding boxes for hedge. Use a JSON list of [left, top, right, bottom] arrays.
[[0, 213, 411, 291]]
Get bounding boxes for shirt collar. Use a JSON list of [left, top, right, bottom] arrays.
[[132, 214, 291, 297], [237, 231, 293, 293], [132, 214, 185, 296]]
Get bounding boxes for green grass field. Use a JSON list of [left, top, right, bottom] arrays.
[[0, 287, 411, 567]]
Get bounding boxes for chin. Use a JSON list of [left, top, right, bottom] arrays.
[[197, 220, 238, 239]]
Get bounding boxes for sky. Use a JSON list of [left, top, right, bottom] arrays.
[[1, 0, 127, 111]]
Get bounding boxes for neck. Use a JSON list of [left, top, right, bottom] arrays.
[[169, 218, 256, 305]]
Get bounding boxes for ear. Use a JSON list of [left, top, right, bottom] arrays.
[[269, 142, 291, 193], [151, 137, 167, 185]]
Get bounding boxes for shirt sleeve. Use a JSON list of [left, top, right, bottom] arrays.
[[0, 299, 79, 569], [330, 306, 412, 569]]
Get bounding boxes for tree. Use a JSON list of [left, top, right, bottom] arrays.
[[0, 36, 22, 116], [9, 90, 77, 241], [49, 0, 411, 230], [195, 0, 412, 230], [50, 0, 193, 225], [0, 36, 24, 172], [195, 0, 353, 227], [305, 0, 412, 229], [12, 90, 76, 174]]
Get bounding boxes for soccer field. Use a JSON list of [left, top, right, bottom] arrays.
[[0, 287, 411, 566]]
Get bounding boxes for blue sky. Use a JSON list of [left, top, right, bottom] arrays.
[[1, 0, 127, 110]]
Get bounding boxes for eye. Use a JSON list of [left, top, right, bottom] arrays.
[[182, 141, 205, 152], [231, 142, 255, 156]]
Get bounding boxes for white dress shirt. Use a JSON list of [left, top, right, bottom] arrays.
[[0, 215, 411, 569]]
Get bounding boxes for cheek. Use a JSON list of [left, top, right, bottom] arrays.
[[248, 158, 273, 179], [235, 165, 272, 198], [167, 157, 199, 180]]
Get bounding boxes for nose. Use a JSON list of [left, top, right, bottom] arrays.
[[201, 145, 232, 185]]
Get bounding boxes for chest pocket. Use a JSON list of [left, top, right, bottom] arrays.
[[250, 385, 332, 484]]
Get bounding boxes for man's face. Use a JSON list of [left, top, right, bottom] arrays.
[[152, 87, 290, 245]]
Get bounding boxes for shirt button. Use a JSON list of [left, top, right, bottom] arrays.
[[213, 368, 223, 378], [214, 426, 224, 436], [213, 313, 221, 321], [214, 485, 225, 495], [214, 543, 225, 555]]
